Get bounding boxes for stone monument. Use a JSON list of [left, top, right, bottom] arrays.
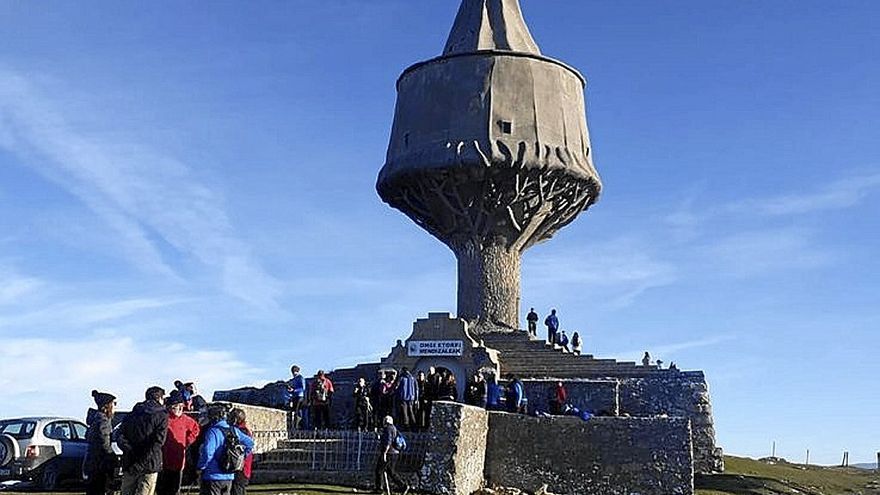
[[377, 0, 601, 330], [216, 2, 724, 492]]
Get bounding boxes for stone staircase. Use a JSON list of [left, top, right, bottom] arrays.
[[478, 331, 670, 379]]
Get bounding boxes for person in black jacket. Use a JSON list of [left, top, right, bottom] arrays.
[[84, 390, 118, 495], [117, 386, 168, 495], [374, 416, 409, 495]]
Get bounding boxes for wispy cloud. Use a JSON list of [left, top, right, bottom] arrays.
[[0, 69, 281, 309], [614, 334, 736, 363], [733, 173, 880, 216], [702, 228, 832, 278], [0, 268, 43, 305], [0, 297, 187, 330], [0, 335, 264, 418], [526, 237, 677, 309]]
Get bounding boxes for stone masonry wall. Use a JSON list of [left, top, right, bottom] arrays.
[[521, 379, 619, 416], [485, 413, 694, 495], [421, 401, 488, 495], [618, 372, 723, 473], [214, 402, 287, 454]]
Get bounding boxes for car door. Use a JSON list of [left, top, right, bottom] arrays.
[[42, 421, 82, 479]]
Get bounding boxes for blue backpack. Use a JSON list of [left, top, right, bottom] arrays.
[[394, 432, 407, 451]]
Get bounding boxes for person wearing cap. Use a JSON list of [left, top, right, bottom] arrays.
[[118, 386, 168, 495], [84, 390, 118, 495], [374, 416, 409, 495], [157, 391, 200, 495]]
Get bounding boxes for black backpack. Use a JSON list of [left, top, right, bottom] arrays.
[[219, 426, 246, 473]]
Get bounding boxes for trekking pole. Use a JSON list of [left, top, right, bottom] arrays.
[[384, 471, 391, 495]]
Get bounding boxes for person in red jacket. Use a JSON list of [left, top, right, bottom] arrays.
[[550, 381, 568, 415], [156, 391, 200, 495], [228, 408, 254, 495]]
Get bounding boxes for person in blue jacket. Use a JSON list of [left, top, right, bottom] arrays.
[[197, 405, 255, 495], [285, 365, 306, 430], [396, 367, 418, 430], [506, 376, 526, 414]]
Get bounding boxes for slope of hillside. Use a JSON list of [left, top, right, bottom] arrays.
[[697, 456, 880, 495]]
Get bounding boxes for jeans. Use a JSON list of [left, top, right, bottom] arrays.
[[200, 480, 232, 495]]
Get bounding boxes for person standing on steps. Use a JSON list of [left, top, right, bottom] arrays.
[[526, 308, 539, 337], [571, 331, 583, 356], [545, 309, 559, 345], [642, 351, 651, 366], [285, 365, 306, 431]]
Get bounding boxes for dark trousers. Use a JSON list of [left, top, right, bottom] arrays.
[[312, 403, 331, 429], [355, 405, 371, 430], [85, 472, 112, 495], [416, 400, 430, 430], [156, 469, 183, 495], [288, 396, 304, 431], [398, 400, 416, 430], [528, 321, 536, 335], [200, 480, 232, 495], [548, 328, 557, 344], [374, 453, 406, 492], [231, 472, 248, 495]]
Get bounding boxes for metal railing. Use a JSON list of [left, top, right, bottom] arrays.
[[260, 429, 431, 473]]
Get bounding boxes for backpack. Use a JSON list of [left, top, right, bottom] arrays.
[[219, 426, 246, 473], [394, 432, 407, 451]]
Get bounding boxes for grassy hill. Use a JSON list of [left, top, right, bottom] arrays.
[[697, 455, 880, 495]]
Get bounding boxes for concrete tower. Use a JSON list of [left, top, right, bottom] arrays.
[[377, 0, 602, 330]]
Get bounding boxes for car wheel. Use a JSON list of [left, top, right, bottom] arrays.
[[40, 462, 61, 491], [0, 435, 14, 466]]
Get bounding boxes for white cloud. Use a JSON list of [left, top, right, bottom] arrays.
[[736, 173, 880, 216], [0, 297, 187, 330], [0, 271, 43, 306], [703, 228, 831, 278], [613, 334, 736, 364], [0, 335, 264, 418], [525, 238, 677, 309], [0, 69, 281, 309]]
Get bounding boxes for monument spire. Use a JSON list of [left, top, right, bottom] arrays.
[[443, 0, 541, 55], [378, 0, 601, 331]]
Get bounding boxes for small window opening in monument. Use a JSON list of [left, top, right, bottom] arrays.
[[500, 121, 513, 134]]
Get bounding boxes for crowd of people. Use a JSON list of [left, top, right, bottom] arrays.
[[83, 382, 255, 495], [283, 364, 534, 433]]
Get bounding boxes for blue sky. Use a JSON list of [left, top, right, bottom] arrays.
[[1, 1, 878, 465]]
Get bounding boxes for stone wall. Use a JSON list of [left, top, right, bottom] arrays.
[[618, 372, 723, 473], [421, 402, 488, 495], [213, 402, 287, 454], [520, 379, 618, 416], [484, 413, 694, 495]]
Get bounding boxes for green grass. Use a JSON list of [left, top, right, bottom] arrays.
[[697, 456, 880, 495], [4, 457, 877, 495]]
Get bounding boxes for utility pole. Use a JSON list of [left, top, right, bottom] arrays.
[[875, 451, 879, 472], [805, 449, 810, 465], [841, 451, 849, 467], [771, 441, 776, 458]]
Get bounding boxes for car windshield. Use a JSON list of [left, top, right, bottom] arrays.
[[0, 420, 37, 439]]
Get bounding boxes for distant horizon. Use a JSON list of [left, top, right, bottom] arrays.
[[1, 0, 878, 466]]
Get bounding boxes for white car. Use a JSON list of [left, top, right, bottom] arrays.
[[0, 417, 90, 490]]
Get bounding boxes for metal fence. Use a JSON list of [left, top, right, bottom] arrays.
[[251, 429, 289, 454], [260, 429, 431, 473]]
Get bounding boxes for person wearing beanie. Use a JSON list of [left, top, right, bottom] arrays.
[[157, 391, 200, 495], [84, 390, 118, 495], [117, 386, 168, 495]]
